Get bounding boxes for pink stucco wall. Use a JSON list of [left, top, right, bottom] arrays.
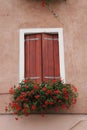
[[0, 0, 87, 129]]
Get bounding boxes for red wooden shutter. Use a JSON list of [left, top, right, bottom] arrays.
[[24, 34, 42, 82], [42, 33, 60, 81]]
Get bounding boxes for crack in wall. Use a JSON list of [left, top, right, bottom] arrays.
[[69, 119, 86, 130], [46, 4, 64, 25], [46, 0, 67, 25]]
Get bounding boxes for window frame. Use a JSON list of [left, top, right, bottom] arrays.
[[19, 28, 65, 82]]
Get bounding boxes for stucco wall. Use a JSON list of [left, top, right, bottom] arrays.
[[0, 0, 87, 128], [0, 115, 87, 130]]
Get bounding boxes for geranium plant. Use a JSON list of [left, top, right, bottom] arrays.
[[5, 79, 78, 116]]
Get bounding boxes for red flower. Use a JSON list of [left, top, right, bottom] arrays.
[[58, 100, 62, 103], [25, 85, 28, 89], [52, 80, 56, 83], [53, 96, 57, 100], [44, 100, 49, 105], [30, 90, 34, 94], [34, 85, 39, 90], [15, 105, 21, 111], [41, 1, 46, 7], [42, 104, 46, 108], [73, 86, 78, 92], [15, 117, 18, 120], [35, 95, 40, 99], [24, 98, 28, 101], [49, 101, 54, 105], [10, 102, 21, 111], [42, 86, 47, 91], [16, 97, 20, 101], [21, 92, 27, 97], [54, 90, 60, 94], [24, 79, 28, 83], [17, 86, 21, 90], [46, 90, 52, 95], [12, 103, 21, 111], [62, 88, 67, 94], [61, 104, 66, 108], [23, 107, 29, 114], [20, 95, 25, 101], [31, 105, 36, 111], [65, 95, 69, 100]]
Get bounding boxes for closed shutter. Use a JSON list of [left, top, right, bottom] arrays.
[[24, 33, 60, 82], [24, 34, 42, 82], [42, 33, 60, 81]]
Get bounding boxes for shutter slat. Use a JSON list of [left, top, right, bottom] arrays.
[[29, 77, 40, 80], [25, 38, 40, 41], [44, 38, 58, 40], [44, 76, 60, 79]]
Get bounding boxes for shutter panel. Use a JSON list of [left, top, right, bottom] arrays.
[[24, 34, 42, 82], [42, 33, 60, 81]]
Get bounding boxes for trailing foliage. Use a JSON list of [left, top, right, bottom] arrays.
[[5, 79, 78, 116]]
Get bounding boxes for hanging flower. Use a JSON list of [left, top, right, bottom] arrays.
[[5, 79, 78, 116]]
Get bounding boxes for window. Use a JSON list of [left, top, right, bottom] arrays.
[[19, 28, 65, 82]]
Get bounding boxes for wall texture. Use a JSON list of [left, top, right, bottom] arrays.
[[0, 0, 87, 129]]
